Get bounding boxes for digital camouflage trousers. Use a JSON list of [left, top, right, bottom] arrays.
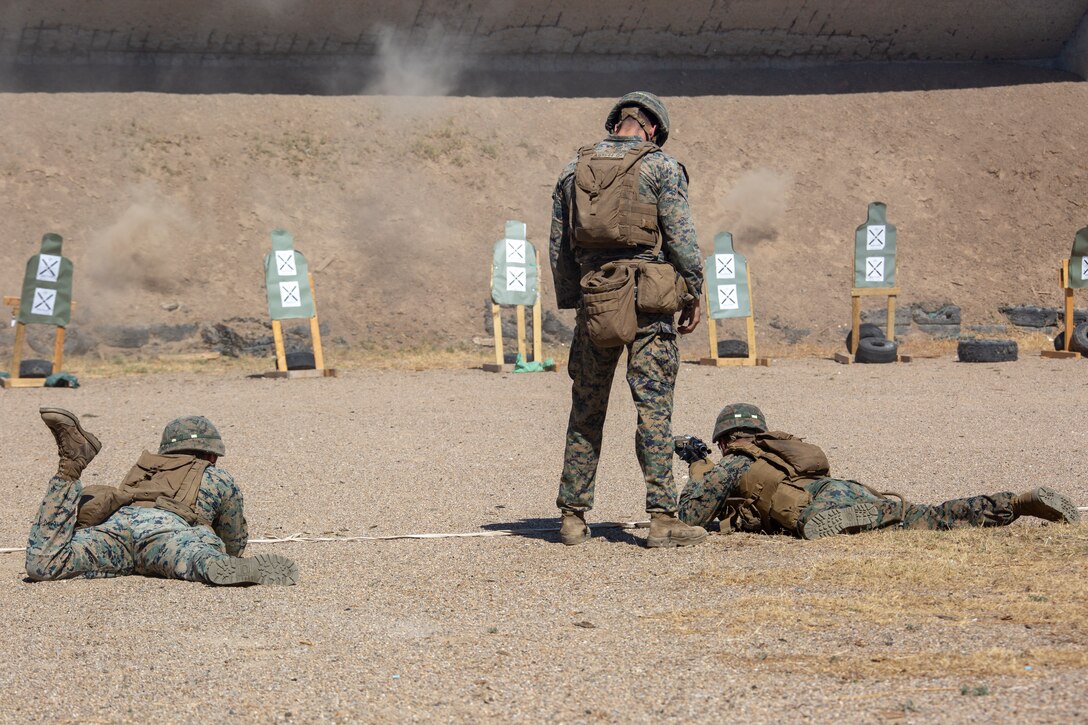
[[25, 476, 231, 582], [558, 315, 679, 514], [797, 479, 1017, 532]]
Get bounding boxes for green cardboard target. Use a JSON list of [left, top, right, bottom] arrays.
[[264, 229, 315, 320], [854, 202, 897, 288], [704, 232, 751, 319], [490, 220, 539, 306], [18, 233, 74, 327], [1067, 225, 1088, 289]]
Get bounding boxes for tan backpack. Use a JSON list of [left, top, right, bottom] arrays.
[[722, 431, 831, 533], [571, 141, 661, 251]]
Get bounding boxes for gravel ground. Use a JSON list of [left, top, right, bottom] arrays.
[[1, 356, 1086, 723]]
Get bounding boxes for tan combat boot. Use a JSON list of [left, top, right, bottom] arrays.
[[206, 553, 299, 586], [1012, 488, 1080, 524], [645, 513, 707, 548], [559, 510, 591, 546], [40, 407, 102, 481]]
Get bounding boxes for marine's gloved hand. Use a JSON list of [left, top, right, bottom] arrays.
[[673, 435, 711, 464]]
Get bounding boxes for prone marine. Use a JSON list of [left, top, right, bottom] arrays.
[[675, 403, 1081, 538], [25, 407, 298, 585]]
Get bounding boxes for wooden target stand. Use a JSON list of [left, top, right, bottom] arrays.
[[255, 273, 337, 379], [483, 251, 557, 373], [834, 286, 912, 364], [483, 296, 542, 373], [1041, 260, 1082, 360], [2, 295, 73, 388], [698, 267, 770, 367]]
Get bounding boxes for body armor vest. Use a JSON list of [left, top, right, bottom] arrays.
[[722, 431, 830, 533]]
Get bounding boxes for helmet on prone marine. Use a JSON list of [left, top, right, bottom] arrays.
[[159, 415, 226, 462], [711, 403, 768, 451], [604, 91, 671, 146]]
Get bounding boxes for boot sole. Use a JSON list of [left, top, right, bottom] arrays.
[[802, 503, 879, 540], [39, 406, 102, 455], [206, 553, 299, 586], [1035, 487, 1081, 524], [645, 530, 708, 548]]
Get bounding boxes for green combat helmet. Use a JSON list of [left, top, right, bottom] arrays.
[[159, 416, 226, 456], [712, 403, 768, 443], [604, 91, 670, 146]]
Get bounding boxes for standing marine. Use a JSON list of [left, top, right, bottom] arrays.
[[25, 407, 298, 585], [549, 91, 707, 548], [675, 403, 1081, 537]]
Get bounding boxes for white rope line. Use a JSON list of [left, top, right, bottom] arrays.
[[0, 521, 650, 555], [5, 510, 1087, 554]]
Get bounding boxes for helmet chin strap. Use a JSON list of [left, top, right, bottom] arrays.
[[618, 107, 655, 142]]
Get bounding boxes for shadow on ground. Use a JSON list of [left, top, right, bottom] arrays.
[[480, 517, 644, 546]]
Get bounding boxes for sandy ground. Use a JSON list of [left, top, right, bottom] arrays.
[[1, 356, 1086, 722]]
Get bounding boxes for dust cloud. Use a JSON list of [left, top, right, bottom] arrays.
[[719, 169, 793, 243], [82, 190, 195, 321], [364, 24, 466, 96]]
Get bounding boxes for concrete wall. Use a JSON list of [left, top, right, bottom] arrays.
[[1, 1, 1086, 69]]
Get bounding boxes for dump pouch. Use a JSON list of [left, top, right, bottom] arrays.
[[580, 262, 637, 348], [76, 485, 135, 529], [636, 261, 688, 314]]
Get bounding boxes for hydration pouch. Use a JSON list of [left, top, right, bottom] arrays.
[[580, 262, 637, 348]]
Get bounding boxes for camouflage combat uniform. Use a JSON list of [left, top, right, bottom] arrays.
[[551, 134, 702, 513], [25, 468, 247, 582], [678, 454, 1020, 534]]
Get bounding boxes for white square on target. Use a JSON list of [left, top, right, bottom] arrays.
[[275, 250, 297, 277], [37, 254, 61, 282], [1082, 257, 1088, 278], [866, 225, 886, 250], [506, 268, 527, 292], [715, 253, 735, 280], [505, 239, 526, 264], [717, 284, 739, 310], [865, 256, 885, 282], [32, 287, 57, 316], [279, 281, 301, 307]]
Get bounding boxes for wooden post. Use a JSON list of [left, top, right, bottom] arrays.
[[886, 294, 897, 344], [1063, 260, 1073, 352], [532, 296, 543, 362], [850, 296, 862, 356], [308, 273, 325, 370], [515, 305, 527, 360], [491, 303, 504, 366], [10, 322, 26, 376], [52, 327, 66, 374], [272, 320, 287, 372]]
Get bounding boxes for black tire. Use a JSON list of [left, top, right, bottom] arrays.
[[855, 338, 898, 364], [1054, 331, 1065, 351], [716, 339, 749, 358], [282, 351, 316, 371], [845, 323, 883, 352], [957, 339, 1017, 363], [19, 359, 52, 378], [1070, 322, 1088, 355]]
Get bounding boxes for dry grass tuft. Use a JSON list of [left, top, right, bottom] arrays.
[[644, 526, 1088, 679]]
